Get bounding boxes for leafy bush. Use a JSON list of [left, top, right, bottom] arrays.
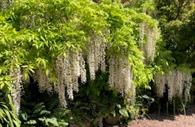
[[0, 102, 20, 127], [20, 102, 69, 127], [0, 76, 20, 127], [68, 72, 124, 125]]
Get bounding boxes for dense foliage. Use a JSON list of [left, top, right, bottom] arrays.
[[0, 0, 194, 126], [155, 0, 195, 68]]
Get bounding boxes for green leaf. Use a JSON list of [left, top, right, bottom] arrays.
[[20, 112, 28, 121], [26, 120, 37, 125], [4, 110, 14, 127], [46, 118, 59, 126], [119, 109, 129, 118]]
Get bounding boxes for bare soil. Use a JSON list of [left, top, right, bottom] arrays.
[[128, 105, 195, 127]]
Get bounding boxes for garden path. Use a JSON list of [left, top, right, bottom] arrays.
[[128, 105, 195, 127]]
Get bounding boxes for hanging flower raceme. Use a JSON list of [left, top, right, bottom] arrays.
[[36, 68, 52, 93], [154, 70, 192, 101], [87, 34, 107, 80], [139, 23, 145, 49], [55, 56, 67, 107], [144, 25, 159, 61], [108, 55, 134, 99], [154, 72, 166, 97], [139, 23, 159, 62], [53, 52, 87, 107], [0, 0, 12, 10], [10, 67, 22, 114], [79, 53, 87, 83]]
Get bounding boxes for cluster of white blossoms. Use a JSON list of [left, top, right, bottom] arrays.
[[0, 0, 11, 10], [35, 52, 87, 107], [154, 72, 166, 97], [19, 34, 136, 108], [36, 68, 52, 92], [54, 56, 67, 107], [10, 67, 22, 114], [34, 35, 107, 107], [108, 55, 134, 97], [139, 23, 159, 62], [53, 52, 87, 107], [87, 34, 107, 80], [139, 23, 145, 49], [154, 70, 192, 100]]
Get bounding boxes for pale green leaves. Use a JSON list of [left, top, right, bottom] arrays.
[[0, 102, 21, 127]]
